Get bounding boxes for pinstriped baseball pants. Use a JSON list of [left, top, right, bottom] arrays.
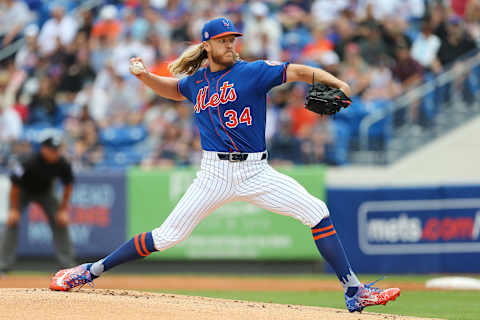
[[151, 151, 329, 251]]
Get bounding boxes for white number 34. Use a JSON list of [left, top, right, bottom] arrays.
[[224, 107, 252, 128]]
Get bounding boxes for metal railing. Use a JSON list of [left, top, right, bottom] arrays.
[[356, 51, 480, 163]]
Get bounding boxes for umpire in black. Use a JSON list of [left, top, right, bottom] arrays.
[[0, 135, 75, 273]]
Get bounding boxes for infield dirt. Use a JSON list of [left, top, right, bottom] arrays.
[[0, 288, 439, 320]]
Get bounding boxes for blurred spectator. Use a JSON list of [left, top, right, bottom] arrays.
[[301, 24, 334, 62], [279, 5, 312, 61], [14, 24, 39, 72], [159, 0, 190, 41], [37, 3, 78, 57], [0, 0, 479, 170], [144, 6, 171, 40], [0, 111, 22, 154], [318, 50, 341, 76], [355, 0, 425, 21], [0, 71, 15, 110], [67, 114, 103, 170], [410, 21, 442, 73], [121, 7, 148, 41], [38, 3, 78, 56], [380, 17, 412, 59], [361, 55, 401, 102], [465, 0, 480, 43], [265, 87, 289, 143], [333, 14, 358, 61], [391, 42, 424, 122], [437, 16, 477, 67], [107, 73, 141, 118], [431, 3, 449, 43], [89, 62, 116, 124], [391, 42, 424, 89], [0, 0, 34, 47], [27, 77, 61, 126], [91, 5, 122, 42], [243, 2, 282, 60], [89, 34, 114, 72], [338, 42, 371, 97], [0, 95, 22, 144], [111, 31, 155, 77], [311, 0, 349, 25], [269, 112, 302, 165], [301, 118, 332, 164], [451, 0, 471, 17], [358, 24, 388, 65], [286, 85, 318, 139], [57, 31, 96, 98], [78, 8, 95, 36]]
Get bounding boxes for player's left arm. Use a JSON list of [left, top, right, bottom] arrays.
[[286, 64, 351, 97]]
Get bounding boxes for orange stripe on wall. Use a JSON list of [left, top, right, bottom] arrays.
[[313, 230, 337, 240], [311, 225, 334, 234]]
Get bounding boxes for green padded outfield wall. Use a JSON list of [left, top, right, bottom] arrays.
[[127, 166, 326, 260]]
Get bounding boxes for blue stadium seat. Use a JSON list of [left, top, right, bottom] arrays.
[[325, 119, 351, 165], [99, 126, 148, 148], [464, 63, 480, 103], [365, 100, 393, 151], [420, 88, 436, 126], [335, 97, 368, 138]]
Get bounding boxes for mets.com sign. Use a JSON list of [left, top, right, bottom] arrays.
[[358, 199, 480, 255]]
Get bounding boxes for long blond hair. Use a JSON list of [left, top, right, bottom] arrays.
[[168, 43, 208, 76], [169, 41, 241, 76]]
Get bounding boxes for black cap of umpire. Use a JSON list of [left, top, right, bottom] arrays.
[[40, 135, 62, 149]]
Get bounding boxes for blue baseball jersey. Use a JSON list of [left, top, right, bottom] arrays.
[[178, 60, 289, 152]]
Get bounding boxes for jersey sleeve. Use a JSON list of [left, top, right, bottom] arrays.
[[254, 60, 289, 94], [177, 75, 194, 103]]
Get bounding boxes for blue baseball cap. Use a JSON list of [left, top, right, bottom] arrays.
[[201, 17, 242, 42]]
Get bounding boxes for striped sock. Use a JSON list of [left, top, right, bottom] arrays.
[[88, 232, 156, 277], [312, 217, 361, 294]]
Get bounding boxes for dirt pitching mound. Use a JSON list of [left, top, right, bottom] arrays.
[[0, 288, 437, 320]]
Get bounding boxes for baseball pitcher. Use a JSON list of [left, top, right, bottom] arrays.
[[50, 17, 399, 313]]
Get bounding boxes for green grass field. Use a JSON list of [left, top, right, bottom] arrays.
[[158, 289, 478, 320], [153, 274, 480, 320]]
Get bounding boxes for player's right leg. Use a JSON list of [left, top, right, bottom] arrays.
[[238, 165, 399, 312], [50, 162, 234, 291]]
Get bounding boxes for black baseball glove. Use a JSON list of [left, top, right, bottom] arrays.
[[305, 83, 351, 116]]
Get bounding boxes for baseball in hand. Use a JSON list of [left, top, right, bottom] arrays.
[[131, 61, 145, 75]]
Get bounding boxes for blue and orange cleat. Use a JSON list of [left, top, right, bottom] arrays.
[[49, 263, 95, 291], [345, 279, 400, 312]]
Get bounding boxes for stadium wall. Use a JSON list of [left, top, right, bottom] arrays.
[[328, 185, 480, 273], [1, 167, 479, 273]]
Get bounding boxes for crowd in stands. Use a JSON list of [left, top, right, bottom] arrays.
[[0, 0, 479, 170]]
